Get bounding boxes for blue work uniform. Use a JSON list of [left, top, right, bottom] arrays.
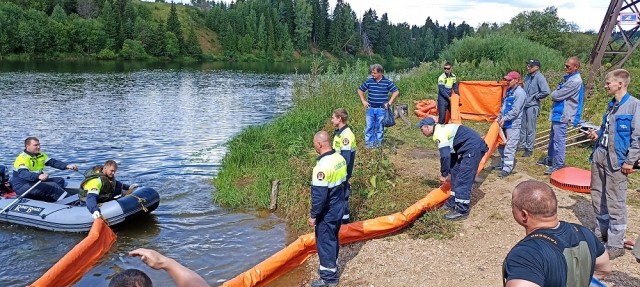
[[333, 125, 356, 223], [437, 72, 460, 124], [11, 150, 69, 202], [432, 124, 488, 214], [497, 85, 526, 173], [310, 150, 347, 284]]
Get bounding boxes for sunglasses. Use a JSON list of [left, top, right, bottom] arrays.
[[444, 67, 451, 70], [564, 64, 571, 69]]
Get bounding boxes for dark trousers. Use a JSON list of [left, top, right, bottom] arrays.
[[446, 146, 486, 214], [15, 177, 66, 202], [437, 94, 450, 124], [316, 218, 342, 284]]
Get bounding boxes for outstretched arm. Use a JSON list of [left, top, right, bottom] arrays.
[[129, 248, 209, 287]]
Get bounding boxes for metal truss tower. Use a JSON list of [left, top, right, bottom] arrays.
[[587, 0, 640, 97]]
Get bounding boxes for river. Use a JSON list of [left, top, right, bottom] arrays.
[[0, 61, 303, 286]]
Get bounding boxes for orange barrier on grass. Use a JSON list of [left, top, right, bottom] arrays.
[[29, 219, 117, 287], [456, 81, 507, 122], [222, 122, 503, 287]]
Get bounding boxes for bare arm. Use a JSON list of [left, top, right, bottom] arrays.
[[505, 279, 541, 287], [388, 90, 400, 106], [357, 89, 369, 108], [593, 251, 611, 280], [129, 248, 209, 287]]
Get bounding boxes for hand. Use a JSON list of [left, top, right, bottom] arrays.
[[129, 248, 168, 270], [38, 173, 49, 181], [92, 210, 101, 219], [498, 119, 505, 127], [384, 102, 390, 109], [308, 217, 316, 227], [126, 184, 138, 195], [67, 164, 78, 171], [621, 163, 634, 175], [362, 100, 370, 108], [439, 175, 449, 184], [586, 129, 598, 141]]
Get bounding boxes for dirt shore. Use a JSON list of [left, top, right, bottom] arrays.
[[292, 147, 640, 287]]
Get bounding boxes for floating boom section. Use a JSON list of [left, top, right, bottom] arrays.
[[223, 122, 502, 287], [29, 219, 117, 287]]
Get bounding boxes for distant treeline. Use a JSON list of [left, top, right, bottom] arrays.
[[0, 0, 476, 61]]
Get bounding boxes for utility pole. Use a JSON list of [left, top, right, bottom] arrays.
[[587, 0, 640, 97]]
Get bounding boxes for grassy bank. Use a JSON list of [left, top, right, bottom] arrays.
[[213, 34, 640, 235]]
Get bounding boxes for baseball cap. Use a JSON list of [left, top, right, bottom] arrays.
[[416, 117, 436, 128], [527, 59, 541, 67], [504, 71, 521, 81]]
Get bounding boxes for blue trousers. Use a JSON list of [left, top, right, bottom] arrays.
[[342, 182, 351, 223], [546, 122, 567, 167], [365, 107, 385, 148], [14, 177, 66, 202], [316, 218, 341, 284], [446, 146, 486, 214], [437, 94, 450, 124]]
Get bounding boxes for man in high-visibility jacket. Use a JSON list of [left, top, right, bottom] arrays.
[[437, 62, 460, 124], [309, 131, 347, 287], [417, 117, 488, 220], [80, 160, 137, 219], [11, 137, 78, 202], [331, 108, 356, 223]]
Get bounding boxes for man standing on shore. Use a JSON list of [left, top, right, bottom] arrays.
[[331, 108, 356, 223], [494, 71, 526, 177], [537, 56, 584, 175], [519, 59, 550, 157], [357, 64, 400, 149], [586, 69, 640, 259], [436, 62, 460, 124], [309, 131, 347, 287]]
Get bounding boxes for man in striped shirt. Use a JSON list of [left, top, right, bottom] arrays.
[[357, 64, 400, 148]]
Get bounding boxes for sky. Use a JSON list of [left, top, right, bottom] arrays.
[[162, 0, 609, 32]]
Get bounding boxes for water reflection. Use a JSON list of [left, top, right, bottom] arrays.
[[0, 69, 294, 286]]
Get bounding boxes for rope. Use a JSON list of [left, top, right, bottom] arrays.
[[128, 194, 148, 213]]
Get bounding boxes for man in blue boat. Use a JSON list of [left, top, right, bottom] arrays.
[[309, 131, 347, 287], [80, 160, 137, 219], [416, 117, 488, 220], [11, 137, 78, 202], [357, 63, 400, 148], [503, 180, 611, 286], [331, 108, 356, 224]]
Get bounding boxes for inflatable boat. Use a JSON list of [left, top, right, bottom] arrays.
[[0, 180, 160, 232]]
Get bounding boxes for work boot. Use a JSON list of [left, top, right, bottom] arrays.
[[492, 165, 503, 171], [607, 246, 625, 260], [544, 165, 564, 175], [522, 150, 533, 157], [536, 158, 552, 167], [498, 170, 511, 178], [311, 279, 338, 287], [444, 210, 469, 221]]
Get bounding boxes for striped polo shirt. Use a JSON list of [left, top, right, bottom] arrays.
[[358, 76, 399, 107]]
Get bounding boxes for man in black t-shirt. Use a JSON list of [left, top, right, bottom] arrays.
[[503, 180, 611, 286]]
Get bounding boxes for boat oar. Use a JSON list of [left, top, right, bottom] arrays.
[[0, 180, 42, 214]]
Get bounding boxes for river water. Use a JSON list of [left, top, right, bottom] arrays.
[[0, 61, 300, 286]]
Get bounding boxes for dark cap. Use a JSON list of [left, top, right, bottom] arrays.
[[527, 59, 541, 67], [416, 117, 436, 128]]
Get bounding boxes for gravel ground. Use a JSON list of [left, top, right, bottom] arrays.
[[276, 148, 640, 287]]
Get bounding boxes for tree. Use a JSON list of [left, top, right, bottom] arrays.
[[120, 39, 147, 59], [256, 13, 267, 54], [185, 26, 202, 56], [361, 9, 378, 53], [100, 0, 119, 49], [509, 6, 568, 48], [76, 0, 97, 18], [293, 0, 312, 50], [166, 2, 184, 52]]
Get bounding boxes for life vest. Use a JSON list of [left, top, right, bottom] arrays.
[[79, 166, 115, 202], [13, 151, 49, 172]]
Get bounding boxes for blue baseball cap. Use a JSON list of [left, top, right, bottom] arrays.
[[416, 117, 436, 128]]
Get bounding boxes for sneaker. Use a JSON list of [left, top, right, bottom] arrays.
[[498, 170, 511, 177], [606, 246, 625, 260], [492, 165, 503, 171], [536, 158, 552, 166], [444, 210, 469, 221], [522, 150, 533, 158], [311, 279, 338, 287], [544, 165, 564, 175]]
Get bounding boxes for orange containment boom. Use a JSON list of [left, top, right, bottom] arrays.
[[549, 167, 591, 193], [452, 81, 507, 122], [222, 122, 502, 287], [29, 219, 117, 287]]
